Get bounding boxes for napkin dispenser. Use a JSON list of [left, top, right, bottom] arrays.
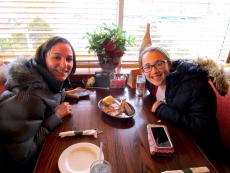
[[94, 72, 110, 88]]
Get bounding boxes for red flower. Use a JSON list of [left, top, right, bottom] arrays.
[[111, 49, 124, 58], [104, 41, 115, 52]]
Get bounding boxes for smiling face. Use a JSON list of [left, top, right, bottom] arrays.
[[142, 51, 170, 86], [45, 42, 74, 81]]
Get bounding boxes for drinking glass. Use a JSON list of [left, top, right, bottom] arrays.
[[136, 74, 146, 96], [90, 160, 112, 173]]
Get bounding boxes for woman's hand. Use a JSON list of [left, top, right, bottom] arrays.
[[55, 102, 72, 118], [151, 101, 163, 113], [66, 87, 86, 99]]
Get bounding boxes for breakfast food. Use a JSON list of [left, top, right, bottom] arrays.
[[100, 96, 134, 118], [124, 103, 134, 116], [119, 99, 126, 111], [119, 99, 133, 116], [102, 95, 116, 105]]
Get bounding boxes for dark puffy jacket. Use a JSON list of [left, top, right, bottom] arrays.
[[146, 60, 220, 153], [0, 59, 65, 172]]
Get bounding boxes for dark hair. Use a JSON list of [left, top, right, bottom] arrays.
[[139, 46, 171, 67], [34, 36, 76, 75]]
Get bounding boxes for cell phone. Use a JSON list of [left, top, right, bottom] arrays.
[[74, 90, 90, 97], [147, 124, 174, 156]]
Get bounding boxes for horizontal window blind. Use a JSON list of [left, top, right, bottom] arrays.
[[0, 0, 119, 62], [124, 0, 230, 62], [0, 0, 229, 64]]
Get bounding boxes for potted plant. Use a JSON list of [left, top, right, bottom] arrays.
[[85, 23, 135, 72]]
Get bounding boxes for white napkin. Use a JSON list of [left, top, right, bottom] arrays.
[[59, 129, 99, 138], [161, 166, 210, 173]]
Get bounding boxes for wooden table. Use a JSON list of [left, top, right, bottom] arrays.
[[33, 87, 218, 173]]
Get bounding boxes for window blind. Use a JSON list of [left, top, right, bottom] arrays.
[[124, 0, 230, 62], [0, 0, 119, 62], [0, 0, 229, 63]]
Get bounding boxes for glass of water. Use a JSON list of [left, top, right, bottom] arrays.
[[136, 74, 146, 96], [90, 160, 112, 173]]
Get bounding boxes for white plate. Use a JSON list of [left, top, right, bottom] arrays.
[[58, 142, 104, 173]]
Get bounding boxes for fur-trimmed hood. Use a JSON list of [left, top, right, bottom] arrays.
[[1, 59, 46, 90], [0, 59, 64, 93], [194, 57, 229, 96]]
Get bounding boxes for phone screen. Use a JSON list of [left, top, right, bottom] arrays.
[[151, 127, 171, 147], [74, 90, 90, 97]]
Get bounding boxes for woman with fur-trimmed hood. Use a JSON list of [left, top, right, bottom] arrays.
[[0, 36, 84, 172], [139, 46, 229, 156]]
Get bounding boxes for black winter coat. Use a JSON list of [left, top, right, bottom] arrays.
[[0, 59, 66, 172], [146, 60, 219, 153]]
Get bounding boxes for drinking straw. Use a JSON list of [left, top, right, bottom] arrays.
[[99, 142, 103, 164]]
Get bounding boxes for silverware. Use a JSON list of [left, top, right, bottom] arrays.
[[94, 128, 103, 134]]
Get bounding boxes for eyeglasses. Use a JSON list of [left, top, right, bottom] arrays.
[[142, 60, 168, 73]]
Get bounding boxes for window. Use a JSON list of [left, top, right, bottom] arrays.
[[0, 0, 229, 64], [124, 0, 230, 62]]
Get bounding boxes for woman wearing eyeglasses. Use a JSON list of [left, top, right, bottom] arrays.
[[140, 46, 223, 156]]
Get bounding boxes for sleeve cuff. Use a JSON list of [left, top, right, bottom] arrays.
[[44, 114, 62, 131]]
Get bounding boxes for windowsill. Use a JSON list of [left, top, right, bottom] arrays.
[[71, 66, 139, 82], [74, 66, 138, 75]]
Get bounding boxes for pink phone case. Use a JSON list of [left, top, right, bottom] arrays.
[[147, 124, 174, 156]]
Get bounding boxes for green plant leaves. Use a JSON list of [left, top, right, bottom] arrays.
[[85, 23, 135, 64]]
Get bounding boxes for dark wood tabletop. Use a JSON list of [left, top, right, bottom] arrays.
[[33, 87, 218, 173]]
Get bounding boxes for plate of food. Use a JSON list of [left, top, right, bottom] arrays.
[[58, 142, 104, 173], [98, 95, 135, 119]]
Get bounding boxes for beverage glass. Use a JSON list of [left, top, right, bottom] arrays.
[[90, 160, 112, 173], [136, 74, 146, 96], [110, 73, 127, 88]]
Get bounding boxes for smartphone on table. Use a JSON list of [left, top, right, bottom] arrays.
[[147, 124, 174, 156], [74, 90, 90, 97]]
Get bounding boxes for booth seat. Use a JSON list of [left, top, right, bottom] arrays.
[[0, 84, 4, 94], [212, 84, 230, 152], [0, 62, 6, 94], [209, 81, 230, 173]]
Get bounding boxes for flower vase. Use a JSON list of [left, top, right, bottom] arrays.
[[99, 56, 121, 74]]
